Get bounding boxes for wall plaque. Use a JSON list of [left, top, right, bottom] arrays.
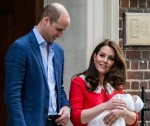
[[124, 12, 150, 46]]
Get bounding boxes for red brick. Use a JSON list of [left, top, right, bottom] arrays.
[[125, 51, 141, 60], [126, 91, 138, 95], [139, 60, 147, 69], [144, 91, 150, 101], [119, 8, 127, 17], [131, 60, 138, 69], [143, 92, 150, 120], [119, 1, 150, 119], [131, 81, 140, 90], [125, 91, 131, 94], [126, 60, 130, 69], [139, 0, 146, 7], [148, 81, 150, 89], [142, 51, 150, 59], [127, 71, 143, 79], [140, 81, 148, 89], [120, 0, 130, 7], [144, 112, 150, 121], [146, 101, 150, 109], [123, 81, 130, 89], [145, 71, 150, 79], [130, 0, 138, 7], [148, 0, 150, 7]]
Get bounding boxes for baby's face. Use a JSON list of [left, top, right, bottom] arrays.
[[132, 95, 137, 103]]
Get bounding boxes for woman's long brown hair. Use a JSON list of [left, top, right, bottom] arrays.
[[73, 39, 127, 92]]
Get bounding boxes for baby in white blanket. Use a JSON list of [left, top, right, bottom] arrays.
[[88, 94, 144, 126]]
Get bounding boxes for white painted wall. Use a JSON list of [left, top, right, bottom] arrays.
[[44, 1, 119, 125]]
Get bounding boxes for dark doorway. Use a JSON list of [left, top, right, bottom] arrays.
[[0, 0, 43, 125]]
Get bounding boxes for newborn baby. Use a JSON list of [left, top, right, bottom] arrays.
[[88, 94, 144, 126]]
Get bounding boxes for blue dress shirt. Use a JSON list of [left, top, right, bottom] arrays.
[[33, 27, 57, 115]]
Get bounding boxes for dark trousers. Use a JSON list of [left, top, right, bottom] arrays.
[[45, 120, 57, 126], [45, 120, 62, 126]]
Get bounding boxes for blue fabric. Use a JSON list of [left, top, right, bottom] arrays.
[[4, 30, 70, 126]]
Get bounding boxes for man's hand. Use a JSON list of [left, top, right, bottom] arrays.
[[55, 106, 71, 126]]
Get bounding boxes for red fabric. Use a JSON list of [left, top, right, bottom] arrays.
[[69, 76, 138, 126]]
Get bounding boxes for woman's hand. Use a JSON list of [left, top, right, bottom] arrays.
[[105, 98, 127, 110], [102, 97, 127, 125], [103, 107, 126, 125]]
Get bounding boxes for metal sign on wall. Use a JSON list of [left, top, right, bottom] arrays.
[[124, 12, 150, 46]]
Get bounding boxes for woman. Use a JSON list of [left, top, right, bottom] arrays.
[[69, 39, 138, 126]]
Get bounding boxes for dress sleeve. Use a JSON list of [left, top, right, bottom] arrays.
[[69, 77, 85, 126], [127, 113, 139, 126]]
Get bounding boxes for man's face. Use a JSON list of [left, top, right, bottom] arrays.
[[43, 14, 70, 43]]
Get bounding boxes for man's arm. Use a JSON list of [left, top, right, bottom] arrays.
[[5, 42, 27, 126]]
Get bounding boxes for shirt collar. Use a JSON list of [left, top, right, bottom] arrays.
[[33, 26, 54, 49], [33, 26, 45, 44]]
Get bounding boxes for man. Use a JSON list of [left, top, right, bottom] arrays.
[[5, 3, 70, 126]]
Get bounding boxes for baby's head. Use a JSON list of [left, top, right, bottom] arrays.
[[132, 95, 144, 112], [132, 95, 138, 102]]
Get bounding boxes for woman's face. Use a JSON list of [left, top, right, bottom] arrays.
[[94, 45, 115, 76]]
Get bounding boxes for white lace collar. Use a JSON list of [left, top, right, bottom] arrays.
[[80, 75, 114, 94]]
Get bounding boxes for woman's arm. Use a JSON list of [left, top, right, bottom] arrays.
[[103, 108, 138, 126], [123, 108, 138, 126], [81, 99, 127, 124], [81, 102, 106, 124]]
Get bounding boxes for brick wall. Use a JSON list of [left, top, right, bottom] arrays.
[[119, 0, 150, 126]]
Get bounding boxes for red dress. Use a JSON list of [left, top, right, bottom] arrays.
[[69, 76, 138, 126]]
